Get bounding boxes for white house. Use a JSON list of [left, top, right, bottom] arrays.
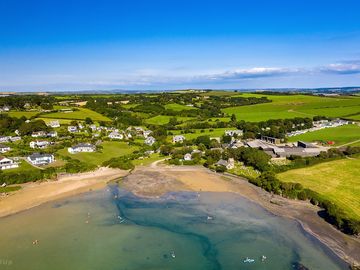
[[184, 153, 192, 161], [47, 131, 57, 137], [47, 120, 60, 128], [0, 136, 10, 143], [144, 136, 156, 146], [173, 135, 185, 144], [109, 131, 124, 140], [68, 143, 96, 154], [0, 144, 11, 153], [31, 131, 47, 138], [68, 126, 78, 133], [0, 157, 18, 170], [27, 153, 55, 165], [225, 130, 243, 137], [30, 141, 50, 149], [216, 158, 235, 170], [143, 130, 152, 138]]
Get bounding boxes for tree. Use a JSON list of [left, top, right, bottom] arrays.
[[195, 135, 211, 148], [85, 117, 93, 125]]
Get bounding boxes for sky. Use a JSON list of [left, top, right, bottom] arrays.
[[0, 0, 360, 91]]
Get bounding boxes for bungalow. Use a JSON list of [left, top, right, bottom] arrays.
[[144, 136, 156, 146], [27, 153, 55, 165], [32, 131, 48, 138], [30, 141, 50, 149], [0, 144, 11, 153], [47, 131, 57, 137], [10, 136, 21, 142], [0, 157, 18, 170], [173, 135, 185, 144], [68, 143, 96, 154], [0, 136, 10, 143], [184, 153, 192, 161], [216, 158, 235, 170], [68, 126, 78, 133], [47, 120, 60, 128], [108, 131, 124, 140]]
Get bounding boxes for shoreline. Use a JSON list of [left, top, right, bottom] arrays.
[[121, 163, 360, 267], [0, 167, 129, 218], [0, 163, 359, 267]]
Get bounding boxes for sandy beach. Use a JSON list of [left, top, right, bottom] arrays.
[[0, 167, 128, 218], [122, 163, 360, 267]]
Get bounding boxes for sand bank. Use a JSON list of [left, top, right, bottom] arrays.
[[122, 163, 360, 267], [0, 167, 128, 218]]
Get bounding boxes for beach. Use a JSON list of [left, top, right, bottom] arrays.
[[0, 162, 359, 267], [0, 167, 128, 218]]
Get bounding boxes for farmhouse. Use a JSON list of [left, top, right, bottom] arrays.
[[68, 143, 96, 154], [27, 153, 55, 165], [173, 135, 185, 143], [144, 136, 156, 146], [0, 144, 11, 153], [47, 120, 60, 128], [108, 131, 124, 140], [0, 157, 18, 170]]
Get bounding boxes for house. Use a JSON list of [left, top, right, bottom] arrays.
[[0, 157, 18, 170], [47, 120, 60, 128], [216, 158, 235, 170], [68, 126, 78, 133], [144, 136, 156, 146], [0, 136, 10, 143], [184, 153, 192, 161], [27, 153, 55, 165], [260, 135, 281, 145], [47, 131, 58, 137], [10, 136, 21, 142], [30, 141, 50, 149], [225, 130, 243, 137], [31, 131, 47, 138], [108, 131, 124, 140], [68, 143, 96, 154], [0, 144, 11, 153], [173, 135, 185, 143], [143, 130, 152, 138]]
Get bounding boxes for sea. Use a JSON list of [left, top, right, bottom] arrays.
[[0, 185, 348, 270]]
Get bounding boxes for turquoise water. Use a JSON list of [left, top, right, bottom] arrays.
[[0, 185, 348, 270]]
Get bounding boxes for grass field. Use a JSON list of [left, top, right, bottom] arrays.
[[41, 108, 111, 121], [3, 160, 41, 174], [169, 128, 230, 140], [288, 124, 360, 146], [145, 115, 195, 125], [58, 141, 138, 166], [277, 157, 360, 219], [222, 94, 360, 122], [164, 103, 198, 111], [36, 118, 74, 125], [132, 153, 163, 166], [7, 111, 40, 118]]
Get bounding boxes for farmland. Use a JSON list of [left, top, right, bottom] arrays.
[[277, 157, 360, 220], [41, 108, 111, 121], [57, 141, 139, 166], [145, 115, 195, 125], [7, 111, 40, 118], [169, 128, 230, 140], [164, 103, 198, 111], [222, 94, 360, 122], [288, 124, 360, 146]]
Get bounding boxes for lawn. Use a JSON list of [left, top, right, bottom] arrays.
[[40, 108, 111, 121], [2, 160, 41, 174], [222, 94, 360, 122], [145, 115, 195, 125], [7, 111, 40, 118], [169, 128, 231, 140], [58, 141, 138, 166], [288, 124, 360, 146], [132, 153, 163, 166], [164, 103, 198, 111], [277, 157, 360, 219]]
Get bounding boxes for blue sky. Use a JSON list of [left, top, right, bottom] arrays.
[[0, 0, 360, 91]]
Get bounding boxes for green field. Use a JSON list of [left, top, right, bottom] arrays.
[[222, 94, 360, 122], [288, 124, 360, 146], [132, 153, 163, 166], [164, 103, 198, 111], [41, 108, 111, 121], [277, 157, 360, 219], [145, 115, 195, 125], [58, 141, 138, 166], [169, 128, 231, 140], [36, 118, 73, 125], [3, 160, 41, 174], [7, 111, 40, 118]]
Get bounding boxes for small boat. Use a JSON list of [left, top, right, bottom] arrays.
[[243, 257, 255, 263], [207, 216, 213, 220], [261, 255, 267, 262], [171, 251, 176, 258]]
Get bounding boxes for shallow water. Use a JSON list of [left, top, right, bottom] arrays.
[[0, 185, 348, 270]]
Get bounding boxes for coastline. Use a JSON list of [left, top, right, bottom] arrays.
[[0, 167, 129, 218], [0, 162, 359, 267]]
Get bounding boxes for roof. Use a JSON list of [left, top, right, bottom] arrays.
[[73, 143, 95, 148], [28, 153, 54, 160], [216, 159, 228, 166]]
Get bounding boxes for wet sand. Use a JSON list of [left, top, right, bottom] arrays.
[[122, 163, 360, 267], [0, 167, 128, 218]]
